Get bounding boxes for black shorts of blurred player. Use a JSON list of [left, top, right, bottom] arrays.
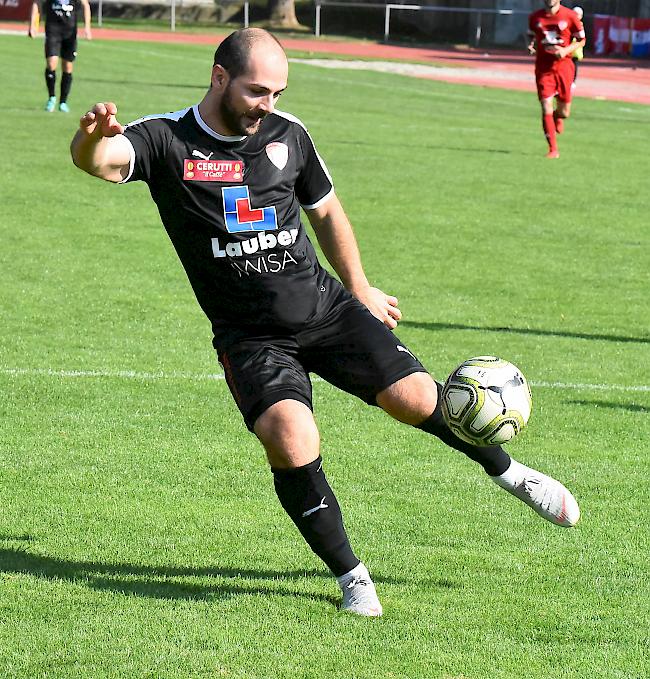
[[45, 24, 77, 63], [215, 289, 426, 432]]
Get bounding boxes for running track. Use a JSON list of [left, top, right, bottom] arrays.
[[3, 21, 649, 104]]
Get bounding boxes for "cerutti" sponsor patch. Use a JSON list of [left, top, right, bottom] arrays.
[[183, 159, 244, 182]]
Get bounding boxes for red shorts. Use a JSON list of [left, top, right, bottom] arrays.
[[535, 59, 575, 102]]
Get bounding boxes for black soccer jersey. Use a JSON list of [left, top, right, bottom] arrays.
[[122, 105, 339, 332], [44, 0, 77, 30]]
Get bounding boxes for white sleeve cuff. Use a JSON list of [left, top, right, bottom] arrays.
[[118, 135, 136, 184], [301, 187, 334, 210]]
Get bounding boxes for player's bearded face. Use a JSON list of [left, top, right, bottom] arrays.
[[219, 80, 267, 137]]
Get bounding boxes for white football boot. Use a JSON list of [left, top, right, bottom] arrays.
[[492, 459, 580, 527], [337, 562, 383, 617]]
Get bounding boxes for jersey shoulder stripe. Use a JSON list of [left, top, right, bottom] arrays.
[[272, 108, 308, 129], [273, 108, 334, 205], [121, 108, 190, 183], [125, 107, 190, 130]]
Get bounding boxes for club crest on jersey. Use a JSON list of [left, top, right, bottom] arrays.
[[265, 142, 289, 170], [183, 159, 244, 182], [222, 185, 278, 233], [558, 20, 568, 30]]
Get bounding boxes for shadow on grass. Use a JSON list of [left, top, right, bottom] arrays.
[[565, 399, 650, 414], [400, 319, 650, 345], [0, 543, 458, 605], [0, 545, 337, 604]]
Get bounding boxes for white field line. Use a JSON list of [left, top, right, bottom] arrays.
[[0, 367, 226, 381], [1, 367, 649, 393]]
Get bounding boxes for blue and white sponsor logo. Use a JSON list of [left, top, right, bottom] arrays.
[[222, 185, 277, 234]]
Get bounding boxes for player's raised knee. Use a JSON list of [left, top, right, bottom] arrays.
[[376, 372, 438, 424]]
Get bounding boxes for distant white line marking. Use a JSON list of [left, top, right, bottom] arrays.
[[0, 367, 226, 381], [1, 368, 649, 392], [532, 381, 650, 393]]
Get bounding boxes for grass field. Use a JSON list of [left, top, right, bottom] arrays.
[[1, 33, 649, 679]]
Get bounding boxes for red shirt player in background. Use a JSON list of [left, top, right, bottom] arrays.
[[528, 0, 585, 158]]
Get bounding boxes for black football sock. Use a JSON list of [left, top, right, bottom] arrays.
[[45, 69, 56, 97], [415, 382, 511, 476], [60, 72, 73, 103], [272, 456, 360, 577]]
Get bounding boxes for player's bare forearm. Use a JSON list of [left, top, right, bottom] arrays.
[[306, 194, 370, 293], [548, 38, 585, 59], [70, 102, 130, 182], [305, 195, 402, 329], [81, 0, 92, 38], [71, 131, 125, 181], [526, 32, 536, 55], [28, 2, 40, 36], [566, 38, 586, 55]]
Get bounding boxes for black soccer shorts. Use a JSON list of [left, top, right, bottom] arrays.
[[45, 25, 77, 62], [214, 292, 427, 431]]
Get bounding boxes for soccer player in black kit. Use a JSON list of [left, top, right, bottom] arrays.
[[29, 0, 92, 112], [71, 28, 580, 617]]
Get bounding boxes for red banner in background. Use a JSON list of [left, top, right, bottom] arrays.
[[0, 0, 31, 21], [609, 16, 632, 55], [591, 15, 650, 57], [593, 15, 611, 55]]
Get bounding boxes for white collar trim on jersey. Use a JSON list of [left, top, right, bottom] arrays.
[[192, 104, 247, 142]]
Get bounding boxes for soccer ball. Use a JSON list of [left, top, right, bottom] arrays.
[[441, 356, 532, 446]]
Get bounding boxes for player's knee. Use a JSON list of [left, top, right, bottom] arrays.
[[254, 399, 320, 467], [376, 372, 438, 425], [540, 99, 554, 115]]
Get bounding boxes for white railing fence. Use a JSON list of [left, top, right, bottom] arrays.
[[97, 0, 250, 31], [95, 0, 529, 46], [314, 1, 529, 46]]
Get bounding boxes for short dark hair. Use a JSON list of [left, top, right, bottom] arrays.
[[212, 28, 283, 79]]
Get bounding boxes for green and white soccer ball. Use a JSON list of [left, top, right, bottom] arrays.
[[441, 356, 532, 446]]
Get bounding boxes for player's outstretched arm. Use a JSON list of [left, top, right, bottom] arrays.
[[70, 102, 131, 183], [549, 37, 586, 59], [305, 194, 402, 329], [525, 30, 536, 55], [80, 0, 92, 39], [28, 1, 40, 37]]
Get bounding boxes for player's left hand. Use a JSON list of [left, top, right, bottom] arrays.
[[354, 286, 402, 330], [79, 102, 125, 138], [84, 28, 92, 40]]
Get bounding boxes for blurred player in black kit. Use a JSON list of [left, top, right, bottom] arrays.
[[70, 28, 580, 617], [29, 0, 92, 112]]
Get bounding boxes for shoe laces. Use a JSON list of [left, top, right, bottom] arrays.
[[520, 475, 542, 497], [520, 474, 559, 511]]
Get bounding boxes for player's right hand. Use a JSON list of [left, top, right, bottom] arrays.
[[354, 285, 402, 330], [79, 102, 124, 138]]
